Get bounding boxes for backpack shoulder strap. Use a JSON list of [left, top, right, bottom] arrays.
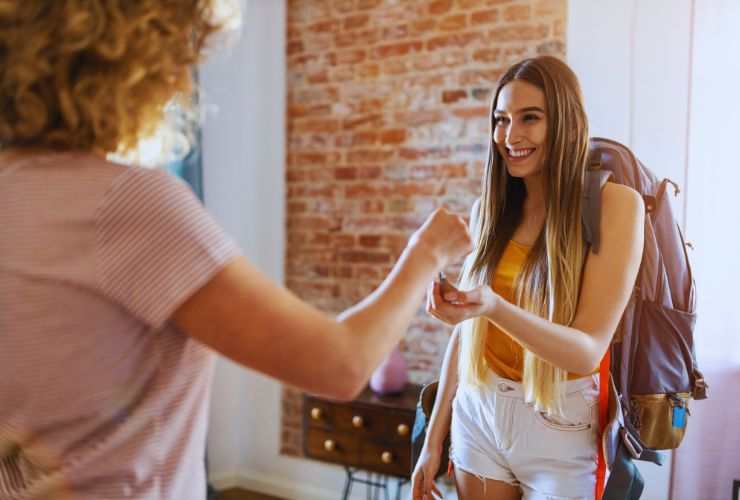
[[582, 151, 613, 254]]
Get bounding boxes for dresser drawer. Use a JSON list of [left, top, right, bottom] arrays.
[[302, 385, 421, 480], [382, 412, 414, 443], [303, 397, 335, 430], [334, 405, 386, 438], [305, 428, 360, 466], [359, 439, 411, 478]]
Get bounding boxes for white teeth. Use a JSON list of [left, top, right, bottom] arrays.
[[509, 148, 534, 158]]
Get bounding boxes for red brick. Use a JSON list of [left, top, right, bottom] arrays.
[[442, 89, 467, 104], [357, 62, 381, 79], [332, 234, 356, 247], [503, 4, 531, 22], [334, 167, 357, 180], [286, 216, 336, 232], [394, 110, 444, 127], [452, 106, 490, 119], [292, 86, 339, 105], [471, 9, 499, 26], [380, 129, 407, 144], [382, 59, 411, 75], [358, 235, 382, 247], [410, 163, 468, 179], [399, 146, 452, 160], [457, 0, 483, 7], [340, 250, 390, 264], [372, 41, 424, 59], [534, 0, 561, 17], [358, 166, 383, 179], [410, 18, 436, 35], [413, 51, 467, 72], [382, 24, 409, 40], [335, 29, 379, 48], [328, 49, 366, 65], [438, 14, 468, 31], [357, 0, 381, 9], [309, 233, 331, 246], [342, 113, 384, 130], [428, 0, 453, 15], [332, 0, 355, 14], [426, 32, 482, 51], [537, 40, 565, 56], [308, 19, 340, 34], [330, 65, 355, 82], [345, 184, 378, 198], [356, 266, 382, 280], [343, 14, 370, 30], [487, 24, 549, 42], [459, 68, 503, 85], [361, 199, 385, 213], [288, 103, 332, 117], [350, 130, 379, 146], [292, 118, 339, 133], [288, 201, 308, 213], [346, 149, 394, 163], [287, 40, 304, 55], [472, 47, 501, 63], [306, 69, 329, 84]]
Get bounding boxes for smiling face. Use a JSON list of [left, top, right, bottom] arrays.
[[492, 80, 548, 179]]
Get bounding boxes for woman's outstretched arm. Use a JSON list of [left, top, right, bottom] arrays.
[[429, 183, 645, 375], [172, 208, 472, 400]]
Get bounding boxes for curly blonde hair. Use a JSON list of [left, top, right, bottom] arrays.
[[0, 0, 220, 154]]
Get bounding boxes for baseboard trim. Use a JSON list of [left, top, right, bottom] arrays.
[[209, 470, 343, 500]]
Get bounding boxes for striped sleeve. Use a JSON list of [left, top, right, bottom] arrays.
[[95, 167, 240, 329]]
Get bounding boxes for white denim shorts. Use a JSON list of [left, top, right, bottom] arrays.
[[450, 372, 600, 500]]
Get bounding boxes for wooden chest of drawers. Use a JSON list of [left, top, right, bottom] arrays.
[[303, 384, 421, 479]]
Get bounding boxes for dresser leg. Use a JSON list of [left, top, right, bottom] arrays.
[[342, 466, 353, 500]]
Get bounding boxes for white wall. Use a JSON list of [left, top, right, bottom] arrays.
[[568, 2, 692, 499]]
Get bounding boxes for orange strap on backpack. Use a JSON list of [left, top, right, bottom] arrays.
[[595, 348, 610, 500]]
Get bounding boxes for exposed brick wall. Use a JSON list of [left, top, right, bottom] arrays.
[[281, 0, 566, 456]]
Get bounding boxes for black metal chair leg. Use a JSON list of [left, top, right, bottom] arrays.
[[342, 467, 353, 500]]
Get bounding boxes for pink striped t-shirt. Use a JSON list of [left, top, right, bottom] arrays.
[[0, 152, 240, 499]]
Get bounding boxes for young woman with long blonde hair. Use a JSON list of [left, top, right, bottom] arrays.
[[412, 56, 645, 500]]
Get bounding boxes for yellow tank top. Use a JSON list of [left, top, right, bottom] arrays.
[[484, 240, 593, 381]]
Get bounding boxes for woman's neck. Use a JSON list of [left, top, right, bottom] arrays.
[[522, 171, 546, 215]]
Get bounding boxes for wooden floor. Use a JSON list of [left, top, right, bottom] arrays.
[[215, 487, 285, 500]]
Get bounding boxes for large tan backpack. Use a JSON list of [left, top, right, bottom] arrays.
[[586, 137, 707, 499]]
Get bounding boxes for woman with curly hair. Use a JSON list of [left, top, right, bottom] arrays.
[[0, 2, 472, 499], [411, 56, 645, 500]]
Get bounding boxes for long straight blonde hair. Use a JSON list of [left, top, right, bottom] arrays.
[[458, 56, 591, 415]]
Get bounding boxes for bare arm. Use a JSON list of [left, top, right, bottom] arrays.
[[483, 183, 645, 374], [172, 209, 471, 400], [432, 184, 645, 375]]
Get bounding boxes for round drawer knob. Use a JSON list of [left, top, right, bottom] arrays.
[[397, 423, 409, 436], [323, 439, 336, 452], [381, 451, 393, 464], [310, 407, 322, 420], [352, 415, 364, 428]]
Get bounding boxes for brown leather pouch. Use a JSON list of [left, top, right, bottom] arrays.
[[630, 392, 691, 450]]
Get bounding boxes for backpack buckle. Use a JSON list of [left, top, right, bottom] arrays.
[[621, 428, 644, 459]]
